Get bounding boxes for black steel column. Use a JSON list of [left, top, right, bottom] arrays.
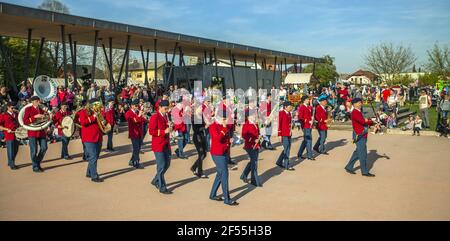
[[228, 50, 236, 89], [284, 58, 287, 74], [166, 42, 178, 87], [272, 56, 277, 83], [68, 34, 77, 89], [294, 62, 298, 73], [140, 45, 149, 87], [33, 37, 45, 82], [53, 42, 59, 77], [154, 39, 158, 88], [61, 25, 68, 87], [213, 48, 219, 81], [24, 28, 32, 82], [254, 54, 259, 91], [109, 37, 114, 90], [91, 30, 99, 81], [204, 50, 207, 65], [124, 48, 130, 86], [118, 35, 130, 88], [73, 41, 77, 89], [299, 60, 303, 73], [312, 62, 316, 77]]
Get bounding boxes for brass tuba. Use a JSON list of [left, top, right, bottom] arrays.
[[86, 101, 111, 134], [325, 105, 333, 128], [18, 75, 56, 131]]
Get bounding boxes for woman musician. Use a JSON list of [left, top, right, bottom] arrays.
[[240, 106, 262, 187]]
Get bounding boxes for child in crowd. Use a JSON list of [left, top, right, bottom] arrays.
[[402, 115, 415, 131], [413, 115, 423, 136], [436, 117, 450, 138], [386, 113, 397, 129]]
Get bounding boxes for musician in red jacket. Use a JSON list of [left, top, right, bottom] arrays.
[[240, 108, 262, 187], [276, 101, 295, 170], [52, 102, 72, 160], [209, 111, 238, 206], [0, 102, 19, 170], [172, 99, 187, 159], [125, 99, 145, 169], [345, 98, 377, 177], [260, 93, 275, 150], [313, 95, 329, 155], [79, 98, 103, 183], [75, 99, 87, 161], [297, 95, 315, 160], [149, 100, 172, 194], [23, 96, 48, 173], [103, 99, 115, 152]]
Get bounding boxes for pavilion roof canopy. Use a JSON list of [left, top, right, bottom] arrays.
[[0, 2, 324, 65]]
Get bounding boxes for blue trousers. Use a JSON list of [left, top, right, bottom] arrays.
[[210, 155, 231, 203], [106, 131, 113, 150], [152, 150, 171, 192], [60, 135, 70, 158], [314, 130, 327, 153], [29, 137, 48, 170], [176, 131, 187, 157], [141, 122, 148, 145], [186, 124, 191, 142], [130, 138, 142, 165], [82, 142, 87, 160], [345, 137, 369, 175], [298, 128, 313, 159], [276, 136, 291, 169], [241, 149, 261, 186], [6, 140, 19, 167], [205, 128, 211, 152], [85, 141, 101, 179]]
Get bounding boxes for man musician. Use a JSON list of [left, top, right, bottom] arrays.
[[125, 99, 145, 169], [297, 95, 315, 161], [23, 96, 48, 173], [345, 98, 377, 177], [52, 102, 72, 160], [78, 98, 103, 183], [149, 100, 172, 194], [313, 95, 329, 155], [0, 102, 19, 170]]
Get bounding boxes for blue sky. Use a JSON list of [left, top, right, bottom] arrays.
[[4, 0, 450, 73]]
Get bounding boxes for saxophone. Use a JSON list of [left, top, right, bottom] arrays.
[[325, 106, 333, 128]]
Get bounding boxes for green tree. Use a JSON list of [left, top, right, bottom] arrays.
[[425, 42, 450, 80], [418, 72, 440, 86], [302, 55, 338, 85], [364, 42, 416, 85]]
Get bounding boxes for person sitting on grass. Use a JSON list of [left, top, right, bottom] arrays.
[[402, 115, 415, 131], [413, 115, 423, 136], [436, 117, 449, 138]]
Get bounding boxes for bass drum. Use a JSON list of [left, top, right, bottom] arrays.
[[61, 116, 75, 138], [14, 127, 28, 140]]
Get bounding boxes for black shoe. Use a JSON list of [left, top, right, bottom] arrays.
[[240, 176, 248, 183], [308, 158, 315, 161], [64, 156, 72, 160], [134, 164, 144, 169], [313, 147, 320, 153], [251, 182, 262, 187], [276, 163, 284, 168], [91, 177, 103, 183], [210, 196, 224, 202], [286, 167, 295, 171], [109, 148, 115, 152], [151, 180, 159, 189], [362, 173, 376, 177], [160, 189, 172, 194], [321, 152, 329, 155], [33, 168, 44, 173], [224, 201, 239, 206], [128, 161, 134, 167], [10, 165, 19, 170], [198, 174, 208, 179], [345, 168, 356, 175], [86, 175, 91, 178], [228, 161, 237, 165]]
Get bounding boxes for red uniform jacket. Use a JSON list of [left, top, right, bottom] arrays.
[[209, 122, 230, 156], [0, 111, 19, 141], [315, 105, 328, 131], [52, 110, 72, 136], [102, 108, 115, 127], [74, 109, 83, 139], [149, 111, 170, 152], [242, 122, 260, 150], [78, 109, 102, 143], [338, 88, 349, 101], [297, 104, 313, 129], [172, 106, 186, 133], [351, 108, 373, 138], [23, 105, 46, 138], [125, 109, 145, 139], [278, 110, 292, 137]]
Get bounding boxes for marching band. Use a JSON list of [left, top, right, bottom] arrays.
[[1, 78, 382, 206]]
